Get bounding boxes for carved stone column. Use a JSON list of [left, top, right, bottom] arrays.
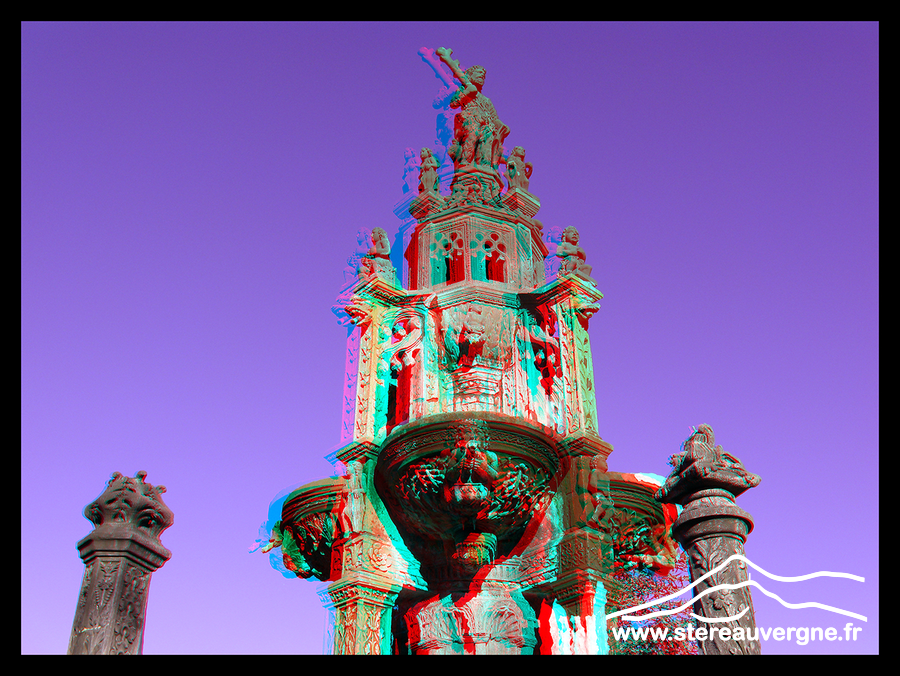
[[655, 426, 761, 655], [550, 441, 614, 654], [68, 471, 173, 655], [329, 573, 400, 655]]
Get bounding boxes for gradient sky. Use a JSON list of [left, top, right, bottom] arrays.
[[22, 22, 878, 654]]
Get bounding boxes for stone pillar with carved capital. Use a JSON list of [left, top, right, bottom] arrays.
[[655, 425, 762, 655], [68, 471, 173, 655], [550, 443, 614, 654], [329, 573, 401, 655]]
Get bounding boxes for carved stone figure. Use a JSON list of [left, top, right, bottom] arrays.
[[341, 460, 368, 535], [441, 305, 488, 372], [504, 146, 533, 192], [556, 226, 597, 286], [357, 227, 395, 283], [442, 418, 500, 494], [418, 147, 440, 194], [402, 147, 421, 194], [436, 47, 510, 173]]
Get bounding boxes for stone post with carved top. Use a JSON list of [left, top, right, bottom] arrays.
[[655, 426, 761, 655], [68, 471, 173, 655]]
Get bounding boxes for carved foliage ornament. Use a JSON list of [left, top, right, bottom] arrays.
[[85, 471, 173, 541], [388, 419, 552, 544], [655, 425, 761, 503], [280, 511, 341, 580]]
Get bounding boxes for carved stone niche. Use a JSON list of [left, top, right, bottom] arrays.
[[374, 411, 560, 583]]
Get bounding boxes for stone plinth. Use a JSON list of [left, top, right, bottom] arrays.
[[409, 190, 448, 221], [501, 187, 540, 219]]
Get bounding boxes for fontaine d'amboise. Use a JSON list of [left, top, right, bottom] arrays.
[[258, 47, 763, 655]]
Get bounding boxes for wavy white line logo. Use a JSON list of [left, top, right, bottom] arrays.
[[607, 554, 866, 624]]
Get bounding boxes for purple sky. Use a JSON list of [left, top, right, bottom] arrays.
[[22, 22, 878, 654]]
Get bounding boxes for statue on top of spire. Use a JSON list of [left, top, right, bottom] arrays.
[[435, 47, 510, 175]]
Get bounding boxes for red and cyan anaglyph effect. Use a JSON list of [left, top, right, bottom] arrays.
[[260, 47, 711, 655]]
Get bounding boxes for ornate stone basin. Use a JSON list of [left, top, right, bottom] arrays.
[[375, 412, 560, 572]]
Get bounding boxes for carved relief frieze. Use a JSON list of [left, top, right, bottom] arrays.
[[439, 303, 498, 372], [555, 304, 578, 435], [341, 328, 361, 443], [406, 591, 537, 654], [685, 535, 758, 654], [354, 323, 375, 440], [571, 311, 598, 434], [516, 303, 563, 429], [68, 559, 120, 654]]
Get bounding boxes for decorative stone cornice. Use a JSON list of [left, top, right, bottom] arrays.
[[409, 190, 448, 221], [531, 274, 604, 308], [501, 187, 541, 219], [334, 438, 380, 465], [328, 572, 402, 609], [558, 431, 613, 471]]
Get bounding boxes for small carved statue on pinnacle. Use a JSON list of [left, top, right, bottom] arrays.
[[418, 147, 440, 195], [504, 146, 533, 192], [555, 226, 597, 286], [357, 228, 395, 283], [402, 147, 421, 194], [344, 227, 371, 284]]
